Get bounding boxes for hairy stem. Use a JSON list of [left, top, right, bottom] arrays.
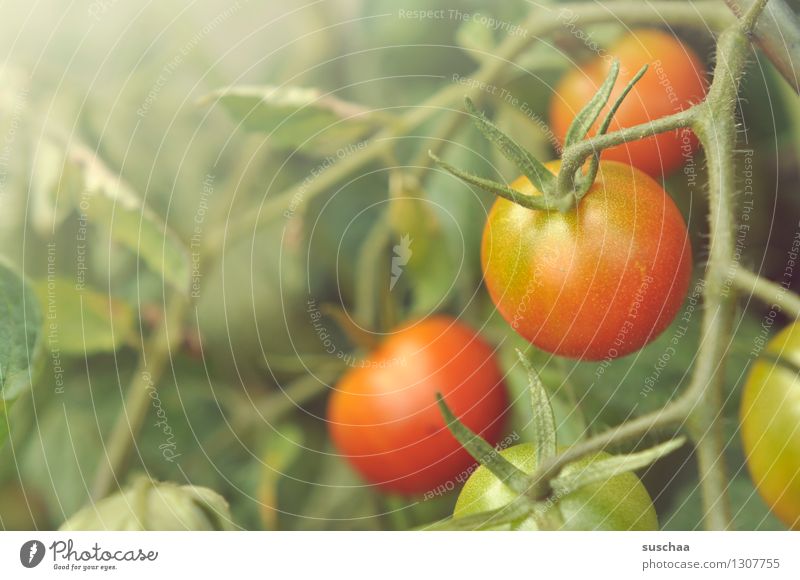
[[681, 6, 766, 526]]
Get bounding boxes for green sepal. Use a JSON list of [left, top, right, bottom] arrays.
[[429, 152, 561, 211], [564, 59, 620, 148], [436, 393, 530, 494], [575, 64, 649, 199], [464, 97, 555, 194], [421, 499, 532, 531], [516, 349, 556, 466]]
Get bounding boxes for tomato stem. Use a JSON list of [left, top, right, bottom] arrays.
[[90, 291, 189, 501], [733, 267, 800, 319]]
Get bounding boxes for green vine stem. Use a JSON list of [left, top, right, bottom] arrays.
[[679, 0, 770, 529], [733, 267, 800, 318], [90, 292, 188, 501]]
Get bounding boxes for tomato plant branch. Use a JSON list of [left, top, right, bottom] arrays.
[[524, 1, 770, 531], [90, 292, 189, 501], [205, 1, 731, 252], [677, 0, 769, 529], [733, 267, 800, 319]]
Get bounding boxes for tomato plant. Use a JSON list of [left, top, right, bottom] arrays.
[[550, 29, 707, 177], [1, 0, 794, 540], [481, 160, 692, 360], [453, 443, 658, 530], [327, 316, 509, 495], [740, 322, 800, 530]]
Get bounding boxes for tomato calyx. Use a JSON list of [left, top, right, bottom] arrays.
[[560, 61, 649, 202], [435, 349, 686, 530], [430, 58, 649, 213]]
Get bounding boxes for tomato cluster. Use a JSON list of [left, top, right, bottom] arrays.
[[325, 28, 800, 533]]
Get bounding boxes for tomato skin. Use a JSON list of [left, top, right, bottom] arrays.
[[550, 29, 707, 177], [327, 316, 509, 495], [454, 443, 658, 530], [481, 160, 691, 361], [740, 322, 800, 530]]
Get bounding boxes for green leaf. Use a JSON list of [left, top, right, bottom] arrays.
[[436, 393, 529, 494], [200, 85, 388, 155], [464, 97, 555, 194], [55, 139, 190, 293], [21, 398, 105, 516], [564, 59, 620, 148], [551, 438, 686, 497], [33, 278, 135, 354], [0, 261, 42, 404], [597, 65, 648, 138], [60, 478, 235, 531], [497, 336, 587, 447], [516, 350, 556, 465], [490, 102, 560, 178]]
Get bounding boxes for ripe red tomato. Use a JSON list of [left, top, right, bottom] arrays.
[[327, 316, 509, 495], [740, 322, 800, 530], [550, 29, 707, 177], [481, 160, 691, 360]]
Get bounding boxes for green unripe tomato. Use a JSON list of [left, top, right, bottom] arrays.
[[454, 443, 658, 530]]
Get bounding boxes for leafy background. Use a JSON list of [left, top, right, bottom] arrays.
[[0, 0, 796, 530]]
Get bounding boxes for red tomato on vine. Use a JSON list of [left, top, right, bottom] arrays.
[[327, 316, 509, 495], [481, 160, 692, 360]]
